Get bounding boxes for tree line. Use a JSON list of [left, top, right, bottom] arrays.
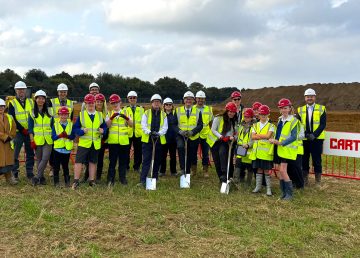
[[0, 69, 240, 102]]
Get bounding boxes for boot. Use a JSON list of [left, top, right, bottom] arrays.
[[191, 165, 197, 176], [265, 174, 272, 196], [233, 167, 241, 183], [315, 173, 321, 187], [279, 180, 286, 199], [64, 176, 70, 188], [283, 181, 293, 200], [303, 171, 309, 186], [252, 173, 263, 193], [246, 171, 253, 186], [203, 165, 209, 178], [4, 172, 18, 185], [72, 179, 80, 190]]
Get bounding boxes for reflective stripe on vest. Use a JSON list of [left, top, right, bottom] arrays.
[[10, 98, 34, 130], [54, 119, 74, 150], [78, 111, 103, 150], [195, 105, 213, 139], [176, 106, 200, 140], [297, 104, 326, 140], [206, 117, 223, 148], [249, 121, 274, 161], [297, 123, 304, 155], [236, 125, 253, 164], [141, 109, 166, 144], [50, 98, 74, 118], [32, 113, 53, 146], [276, 117, 299, 160], [6, 114, 15, 149], [108, 109, 129, 145], [126, 106, 144, 138]]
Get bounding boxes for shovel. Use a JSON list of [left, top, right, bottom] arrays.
[[220, 139, 235, 194], [180, 136, 190, 188], [146, 136, 159, 191]]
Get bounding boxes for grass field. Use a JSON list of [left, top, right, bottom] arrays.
[[1, 165, 359, 257]]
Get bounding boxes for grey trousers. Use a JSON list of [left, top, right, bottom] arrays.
[[35, 143, 52, 178]]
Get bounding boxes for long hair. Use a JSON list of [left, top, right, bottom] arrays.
[[34, 97, 51, 118], [221, 110, 237, 135]]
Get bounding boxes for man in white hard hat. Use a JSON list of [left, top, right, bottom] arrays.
[[8, 81, 35, 181], [173, 91, 203, 176], [125, 91, 144, 173], [193, 90, 213, 177], [297, 88, 326, 187], [50, 83, 74, 120], [138, 94, 168, 187], [81, 82, 100, 112]]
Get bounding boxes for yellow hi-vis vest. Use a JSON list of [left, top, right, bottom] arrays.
[[297, 122, 304, 155], [141, 109, 167, 144], [236, 125, 253, 164], [176, 106, 200, 141], [31, 113, 53, 146], [249, 121, 274, 161], [6, 114, 15, 149], [53, 119, 73, 151], [50, 98, 74, 119], [10, 98, 34, 130], [276, 117, 299, 161], [206, 116, 223, 148], [297, 104, 326, 140], [78, 111, 103, 150], [108, 109, 129, 145], [126, 106, 144, 138], [195, 105, 213, 139]]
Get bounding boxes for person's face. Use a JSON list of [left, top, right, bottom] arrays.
[[253, 109, 259, 117], [16, 89, 26, 99], [0, 105, 5, 114], [95, 100, 104, 111], [232, 97, 241, 107], [196, 97, 205, 106], [58, 90, 67, 100], [152, 100, 161, 109], [36, 96, 45, 106], [184, 97, 194, 107], [59, 113, 68, 122], [111, 101, 121, 110], [259, 114, 268, 122], [305, 95, 316, 105], [90, 87, 99, 95], [280, 106, 291, 116], [86, 102, 95, 111], [128, 96, 137, 105], [244, 116, 252, 123], [164, 103, 173, 112], [228, 111, 236, 118]]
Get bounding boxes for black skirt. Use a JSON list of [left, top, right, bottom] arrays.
[[252, 159, 273, 170]]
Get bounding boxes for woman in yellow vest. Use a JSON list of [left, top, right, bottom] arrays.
[[0, 98, 17, 185], [234, 108, 255, 186], [269, 99, 299, 200], [106, 94, 132, 186], [206, 102, 238, 183], [250, 105, 275, 196], [51, 106, 75, 187], [28, 90, 54, 186]]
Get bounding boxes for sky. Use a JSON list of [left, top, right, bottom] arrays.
[[0, 0, 358, 89]]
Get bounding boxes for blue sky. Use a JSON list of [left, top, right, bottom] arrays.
[[0, 0, 358, 88]]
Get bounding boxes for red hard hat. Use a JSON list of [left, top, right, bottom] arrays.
[[58, 106, 69, 115], [258, 105, 270, 115], [109, 94, 121, 103], [252, 102, 262, 110], [95, 93, 105, 102], [84, 94, 95, 104], [225, 102, 238, 113], [231, 91, 242, 99], [277, 98, 292, 108], [243, 108, 255, 118]]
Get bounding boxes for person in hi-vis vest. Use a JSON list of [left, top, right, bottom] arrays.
[[8, 81, 35, 181], [51, 106, 76, 187], [297, 88, 326, 187], [72, 94, 107, 189], [106, 94, 132, 187]]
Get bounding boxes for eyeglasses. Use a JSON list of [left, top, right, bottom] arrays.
[[128, 97, 137, 100], [164, 103, 172, 106], [233, 98, 241, 101]]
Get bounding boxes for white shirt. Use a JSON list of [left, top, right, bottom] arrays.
[[307, 104, 315, 130], [141, 110, 168, 136]]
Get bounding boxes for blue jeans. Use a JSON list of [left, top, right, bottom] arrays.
[[12, 131, 35, 178]]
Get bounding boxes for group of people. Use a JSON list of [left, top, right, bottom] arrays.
[[0, 81, 326, 200]]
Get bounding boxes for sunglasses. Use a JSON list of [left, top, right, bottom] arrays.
[[164, 103, 172, 106], [128, 97, 137, 100], [233, 98, 241, 101]]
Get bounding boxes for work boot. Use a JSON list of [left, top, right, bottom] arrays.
[[252, 173, 263, 193], [191, 165, 197, 177], [4, 172, 18, 185], [279, 180, 286, 199], [282, 181, 293, 201], [265, 174, 272, 196], [303, 171, 309, 186], [233, 167, 241, 183], [315, 173, 321, 187], [246, 171, 253, 186], [203, 165, 209, 178]]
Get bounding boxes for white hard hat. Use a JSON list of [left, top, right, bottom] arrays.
[[0, 98, 5, 106], [150, 94, 162, 102], [163, 97, 173, 104], [34, 90, 47, 98], [127, 91, 138, 98], [57, 83, 68, 91], [14, 81, 27, 89], [195, 90, 206, 98], [89, 82, 100, 90], [304, 88, 316, 96], [183, 91, 195, 99]]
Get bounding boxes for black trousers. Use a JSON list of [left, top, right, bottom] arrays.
[[128, 136, 142, 170], [288, 155, 304, 189], [160, 142, 177, 175], [235, 158, 254, 179], [53, 151, 70, 184], [303, 140, 324, 175], [176, 136, 198, 174], [211, 141, 234, 181], [108, 144, 129, 183], [140, 140, 162, 183]]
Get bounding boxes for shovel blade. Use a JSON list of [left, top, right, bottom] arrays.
[[180, 174, 191, 188], [146, 177, 157, 190], [220, 181, 230, 194]]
